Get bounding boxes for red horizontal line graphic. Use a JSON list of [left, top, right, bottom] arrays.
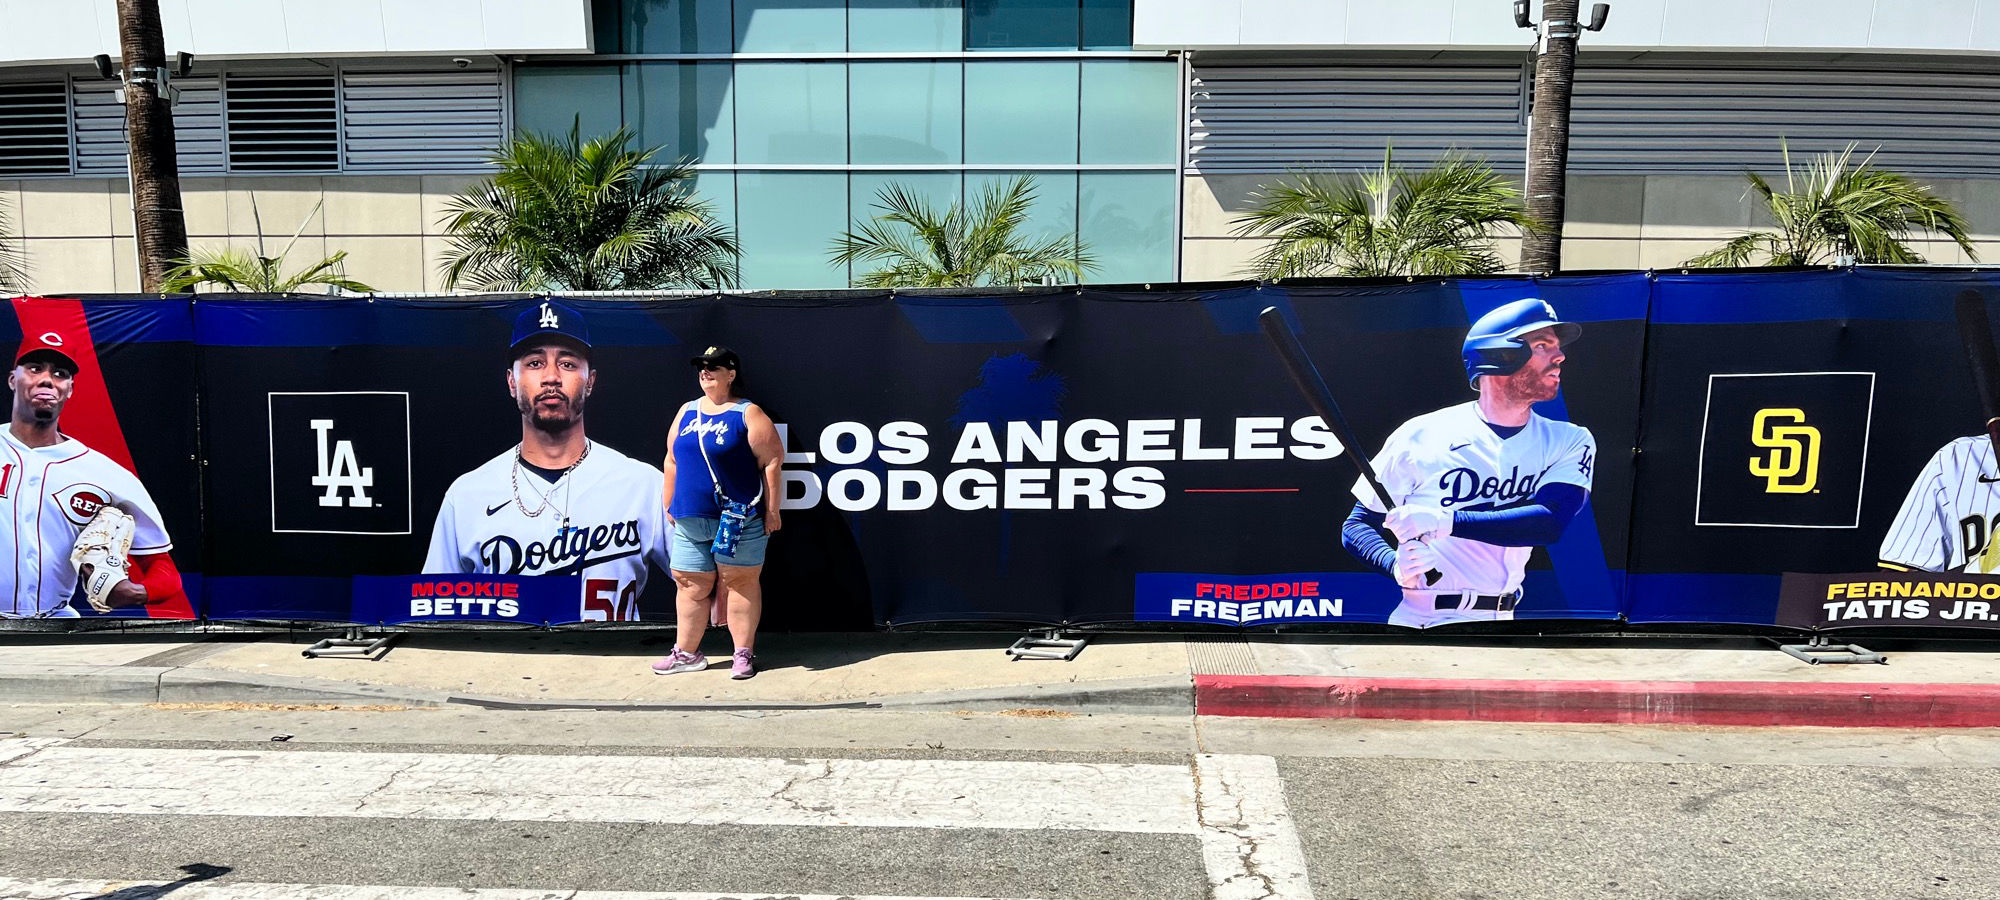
[[1183, 488, 1301, 493]]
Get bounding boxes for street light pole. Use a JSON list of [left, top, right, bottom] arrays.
[[1518, 1, 1608, 276], [114, 0, 190, 294]]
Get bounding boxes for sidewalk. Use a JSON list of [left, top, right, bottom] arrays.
[[5, 630, 2000, 726]]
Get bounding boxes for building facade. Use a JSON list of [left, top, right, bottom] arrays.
[[2, 1, 1999, 292]]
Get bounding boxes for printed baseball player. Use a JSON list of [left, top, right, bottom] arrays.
[[2, 331, 186, 618], [423, 300, 672, 622], [1878, 434, 2000, 574], [1341, 299, 1597, 627]]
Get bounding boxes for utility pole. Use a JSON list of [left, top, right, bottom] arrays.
[[1517, 0, 1608, 275], [114, 0, 190, 293]]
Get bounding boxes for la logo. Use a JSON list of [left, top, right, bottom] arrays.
[[539, 302, 560, 330], [310, 419, 374, 508]]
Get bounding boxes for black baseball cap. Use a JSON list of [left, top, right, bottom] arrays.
[[689, 346, 739, 369], [509, 300, 592, 359], [15, 331, 79, 373]]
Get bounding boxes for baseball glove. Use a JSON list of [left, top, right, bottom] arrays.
[[70, 506, 136, 612]]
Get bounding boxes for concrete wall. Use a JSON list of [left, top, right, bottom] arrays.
[[0, 0, 593, 65], [1180, 173, 2000, 280], [1137, 0, 2000, 54], [1, 175, 482, 294]]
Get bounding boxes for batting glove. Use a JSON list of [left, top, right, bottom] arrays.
[[1386, 504, 1453, 542], [1394, 539, 1443, 590]]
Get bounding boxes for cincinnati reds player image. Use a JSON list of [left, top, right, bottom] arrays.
[[2, 332, 186, 618], [1340, 299, 1597, 627], [1878, 435, 2000, 573], [423, 300, 672, 622]]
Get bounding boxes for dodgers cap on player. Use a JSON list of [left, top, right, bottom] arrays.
[[1461, 299, 1580, 388], [509, 299, 592, 359], [14, 331, 79, 373], [689, 346, 739, 369]]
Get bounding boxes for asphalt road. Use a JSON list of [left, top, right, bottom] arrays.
[[0, 703, 1995, 900]]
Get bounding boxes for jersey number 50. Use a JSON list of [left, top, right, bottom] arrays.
[[584, 578, 639, 622]]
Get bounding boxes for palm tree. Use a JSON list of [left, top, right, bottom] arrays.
[[160, 199, 373, 293], [1684, 142, 1977, 267], [440, 123, 738, 291], [829, 175, 1094, 288], [0, 193, 27, 292], [1232, 148, 1541, 279]]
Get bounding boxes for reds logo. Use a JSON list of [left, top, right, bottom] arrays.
[[51, 483, 111, 526]]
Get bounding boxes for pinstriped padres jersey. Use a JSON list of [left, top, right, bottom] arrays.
[[1879, 436, 2000, 573], [1, 429, 172, 618]]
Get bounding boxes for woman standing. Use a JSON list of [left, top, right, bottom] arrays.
[[653, 346, 783, 679]]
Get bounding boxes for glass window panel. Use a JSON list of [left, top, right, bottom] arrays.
[[691, 168, 737, 253], [1079, 172, 1174, 283], [1080, 0, 1132, 49], [849, 62, 962, 165], [846, 171, 963, 285], [964, 62, 1078, 165], [736, 171, 849, 289], [621, 0, 732, 52], [735, 0, 846, 52], [631, 62, 734, 164], [850, 0, 964, 51], [735, 63, 847, 165], [965, 170, 1079, 263], [513, 66, 623, 140], [967, 0, 1079, 49], [1079, 60, 1178, 165]]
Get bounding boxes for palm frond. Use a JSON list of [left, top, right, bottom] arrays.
[[440, 119, 740, 290], [1232, 147, 1531, 278], [1690, 140, 1975, 267], [830, 175, 1093, 287], [0, 191, 30, 292]]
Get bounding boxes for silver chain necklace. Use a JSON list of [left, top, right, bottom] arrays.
[[511, 440, 591, 519]]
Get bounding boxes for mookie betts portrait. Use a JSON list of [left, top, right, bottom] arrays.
[[3, 330, 187, 618], [423, 300, 672, 622], [1341, 299, 1597, 627]]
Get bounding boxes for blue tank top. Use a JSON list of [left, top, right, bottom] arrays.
[[670, 400, 764, 519]]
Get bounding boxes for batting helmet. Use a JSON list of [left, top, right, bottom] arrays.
[[1461, 299, 1580, 388]]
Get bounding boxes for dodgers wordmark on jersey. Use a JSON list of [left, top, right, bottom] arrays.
[[1355, 401, 1596, 624], [424, 441, 672, 622], [1880, 436, 2000, 574], [1, 430, 172, 618]]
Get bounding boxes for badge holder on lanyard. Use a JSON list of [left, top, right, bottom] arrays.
[[696, 410, 762, 557]]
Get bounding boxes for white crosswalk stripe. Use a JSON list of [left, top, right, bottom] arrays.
[[0, 739, 1315, 900]]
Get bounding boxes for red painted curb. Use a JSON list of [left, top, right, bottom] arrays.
[[1194, 675, 2000, 727]]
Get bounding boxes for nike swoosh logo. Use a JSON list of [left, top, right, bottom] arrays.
[[485, 501, 511, 516], [1449, 443, 1472, 452], [1981, 474, 2000, 484]]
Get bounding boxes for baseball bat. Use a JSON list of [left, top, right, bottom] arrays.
[[1257, 305, 1440, 586], [1954, 289, 2000, 461]]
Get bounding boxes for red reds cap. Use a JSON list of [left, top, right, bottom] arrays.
[[15, 331, 78, 372]]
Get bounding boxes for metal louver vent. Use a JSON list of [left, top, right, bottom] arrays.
[[340, 70, 503, 172], [73, 77, 225, 175], [0, 81, 72, 176], [225, 74, 339, 172], [1569, 65, 2000, 176], [1191, 57, 2000, 178], [1188, 63, 1526, 174]]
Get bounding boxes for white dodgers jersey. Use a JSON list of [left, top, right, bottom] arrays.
[[1879, 436, 2000, 573], [423, 441, 672, 622], [1, 430, 173, 618], [1356, 402, 1596, 596]]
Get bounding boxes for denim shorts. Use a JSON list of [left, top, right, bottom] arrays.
[[669, 515, 769, 572]]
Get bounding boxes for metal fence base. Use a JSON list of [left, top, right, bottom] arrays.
[[1776, 634, 1886, 665], [1006, 630, 1089, 661], [303, 628, 400, 660]]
